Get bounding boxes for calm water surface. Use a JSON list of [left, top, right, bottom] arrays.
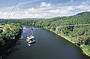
[[7, 26, 90, 59]]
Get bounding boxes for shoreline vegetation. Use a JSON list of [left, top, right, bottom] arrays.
[[48, 29, 90, 57], [0, 11, 90, 57], [0, 23, 23, 59]]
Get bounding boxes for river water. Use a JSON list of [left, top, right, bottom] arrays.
[[7, 26, 89, 59]]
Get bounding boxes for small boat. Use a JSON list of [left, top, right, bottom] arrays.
[[26, 35, 36, 44]]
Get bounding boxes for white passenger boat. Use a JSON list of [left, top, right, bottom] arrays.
[[26, 35, 36, 44], [26, 27, 36, 46]]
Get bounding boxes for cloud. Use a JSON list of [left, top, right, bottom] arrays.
[[0, 1, 90, 19], [15, 0, 39, 8], [0, 0, 40, 11], [49, 9, 68, 14], [40, 2, 51, 7], [81, 0, 90, 5]]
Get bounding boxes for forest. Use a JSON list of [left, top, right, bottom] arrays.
[[0, 11, 90, 56], [0, 23, 23, 59]]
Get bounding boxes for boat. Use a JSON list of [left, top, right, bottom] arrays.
[[26, 27, 36, 46], [26, 35, 36, 44]]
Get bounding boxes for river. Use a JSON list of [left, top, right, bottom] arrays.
[[7, 26, 89, 59]]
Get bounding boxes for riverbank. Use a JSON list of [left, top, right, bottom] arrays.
[[47, 29, 90, 57]]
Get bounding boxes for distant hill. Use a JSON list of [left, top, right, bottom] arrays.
[[0, 11, 90, 25], [76, 11, 90, 16], [0, 11, 90, 21], [0, 18, 42, 20]]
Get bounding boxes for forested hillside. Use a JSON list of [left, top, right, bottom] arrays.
[[34, 12, 90, 56], [33, 12, 90, 56]]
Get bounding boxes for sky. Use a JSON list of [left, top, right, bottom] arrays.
[[0, 0, 90, 19]]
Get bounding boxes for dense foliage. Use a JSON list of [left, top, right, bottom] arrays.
[[0, 23, 23, 58]]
